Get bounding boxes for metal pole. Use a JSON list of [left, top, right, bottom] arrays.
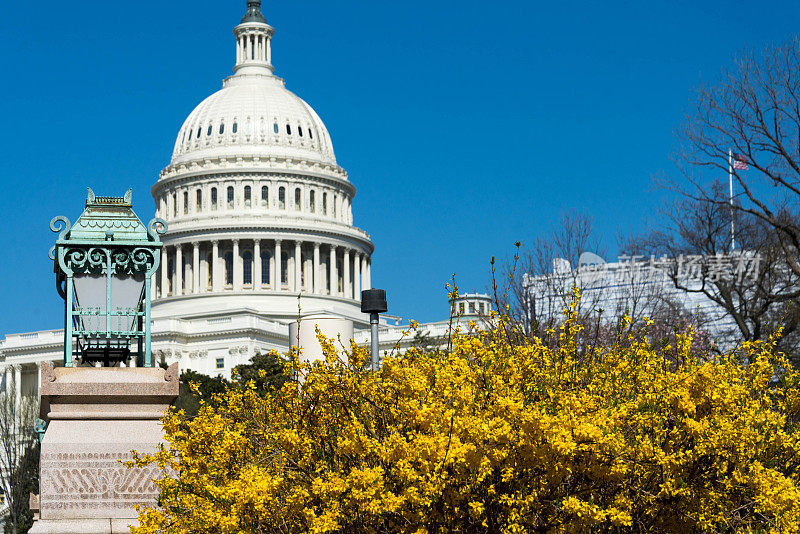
[[370, 312, 379, 371], [729, 148, 736, 251], [65, 275, 74, 367]]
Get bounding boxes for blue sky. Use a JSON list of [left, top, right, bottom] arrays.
[[1, 0, 799, 334]]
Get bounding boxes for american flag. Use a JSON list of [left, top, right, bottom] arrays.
[[733, 153, 749, 170]]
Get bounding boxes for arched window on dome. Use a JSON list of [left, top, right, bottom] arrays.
[[286, 124, 292, 135], [294, 188, 301, 211], [196, 189, 202, 212], [207, 124, 213, 136], [211, 187, 218, 210], [182, 131, 186, 144], [172, 193, 177, 218], [243, 251, 253, 286], [261, 250, 270, 287], [261, 186, 268, 207], [183, 191, 188, 215], [219, 123, 225, 135], [333, 195, 338, 219], [273, 123, 279, 134], [244, 186, 252, 208], [322, 192, 327, 216], [298, 126, 303, 137], [187, 129, 192, 141], [245, 118, 252, 135], [197, 127, 201, 139], [232, 122, 238, 134], [278, 187, 286, 209], [227, 186, 234, 209], [308, 128, 313, 139], [224, 252, 233, 287], [309, 190, 315, 213]]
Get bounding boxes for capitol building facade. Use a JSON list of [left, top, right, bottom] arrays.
[[0, 1, 382, 390], [0, 2, 493, 399], [0, 1, 499, 408]]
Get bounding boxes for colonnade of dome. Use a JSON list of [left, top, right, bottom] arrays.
[[155, 238, 370, 300]]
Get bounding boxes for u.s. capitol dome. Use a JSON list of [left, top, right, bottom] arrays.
[[149, 0, 375, 371]]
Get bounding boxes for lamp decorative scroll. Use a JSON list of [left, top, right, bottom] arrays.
[[51, 188, 166, 367]]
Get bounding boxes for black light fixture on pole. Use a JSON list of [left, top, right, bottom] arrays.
[[361, 289, 387, 371]]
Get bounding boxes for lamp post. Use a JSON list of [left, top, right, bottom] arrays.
[[361, 288, 387, 371], [50, 188, 166, 367]]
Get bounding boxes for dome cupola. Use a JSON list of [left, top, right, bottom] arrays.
[[233, 0, 274, 76]]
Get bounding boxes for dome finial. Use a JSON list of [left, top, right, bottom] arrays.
[[242, 0, 267, 24]]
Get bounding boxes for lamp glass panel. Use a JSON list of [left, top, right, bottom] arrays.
[[73, 273, 145, 333], [73, 274, 106, 333], [111, 274, 145, 331]]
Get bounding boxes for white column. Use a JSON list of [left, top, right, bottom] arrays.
[[233, 239, 241, 291], [212, 240, 220, 292], [193, 243, 200, 294], [366, 258, 372, 290], [254, 240, 262, 289], [36, 361, 42, 401], [185, 252, 192, 294], [329, 246, 338, 296], [14, 364, 21, 410], [294, 241, 302, 292], [275, 240, 282, 289], [160, 246, 168, 298], [343, 249, 351, 299], [175, 245, 183, 297], [354, 252, 361, 299], [361, 255, 369, 291], [313, 243, 321, 294]]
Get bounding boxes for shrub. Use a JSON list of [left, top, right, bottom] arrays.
[[132, 301, 800, 533]]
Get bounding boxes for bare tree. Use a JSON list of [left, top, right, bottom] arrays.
[[674, 37, 800, 286], [0, 372, 39, 534], [500, 209, 686, 348], [624, 182, 800, 358]]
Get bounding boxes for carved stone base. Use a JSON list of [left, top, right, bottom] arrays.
[[28, 518, 137, 534], [30, 363, 178, 533]]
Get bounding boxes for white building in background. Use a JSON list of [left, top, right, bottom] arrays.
[[523, 255, 739, 343], [0, 2, 487, 400]]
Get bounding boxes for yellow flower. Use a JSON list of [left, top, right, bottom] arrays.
[[131, 294, 800, 534]]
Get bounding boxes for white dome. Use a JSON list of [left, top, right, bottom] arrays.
[[170, 74, 337, 167]]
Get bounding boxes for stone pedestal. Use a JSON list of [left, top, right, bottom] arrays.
[[30, 363, 179, 534]]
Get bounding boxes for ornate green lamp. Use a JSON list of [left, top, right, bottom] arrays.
[[49, 189, 166, 367]]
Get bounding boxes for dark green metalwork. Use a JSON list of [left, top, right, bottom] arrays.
[[50, 188, 166, 368], [34, 419, 46, 443], [241, 0, 267, 23]]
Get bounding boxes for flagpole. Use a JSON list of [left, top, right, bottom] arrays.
[[729, 148, 736, 251]]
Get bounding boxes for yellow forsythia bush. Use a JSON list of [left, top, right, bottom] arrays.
[[132, 302, 800, 533]]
